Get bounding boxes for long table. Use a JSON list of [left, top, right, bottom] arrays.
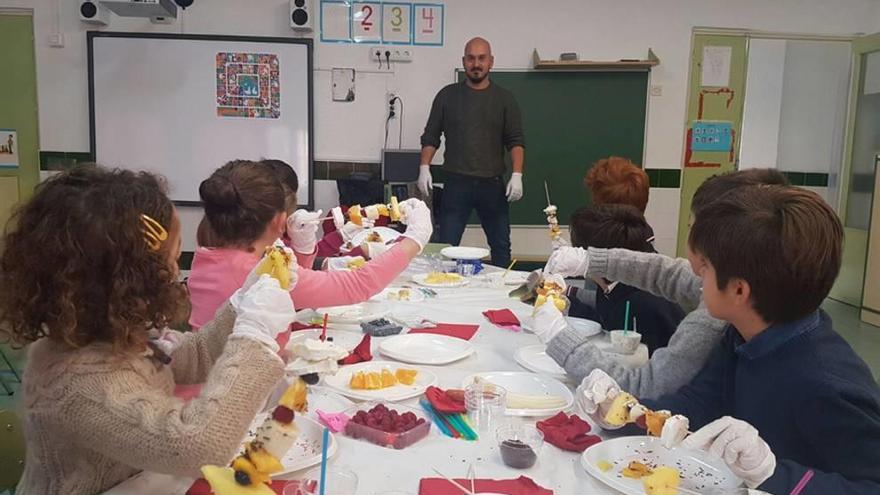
[[105, 264, 650, 495]]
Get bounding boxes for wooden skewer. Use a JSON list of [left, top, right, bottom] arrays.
[[503, 258, 517, 279], [431, 468, 475, 495]]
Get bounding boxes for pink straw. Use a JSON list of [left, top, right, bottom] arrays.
[[789, 469, 814, 495]]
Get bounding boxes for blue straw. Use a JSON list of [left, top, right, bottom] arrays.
[[419, 399, 453, 437], [623, 300, 631, 334], [319, 427, 329, 495]]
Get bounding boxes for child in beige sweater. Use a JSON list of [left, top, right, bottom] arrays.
[[0, 166, 298, 495]]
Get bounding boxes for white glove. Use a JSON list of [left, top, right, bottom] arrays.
[[149, 328, 184, 356], [331, 206, 346, 230], [551, 235, 570, 250], [339, 221, 363, 243], [417, 165, 433, 197], [399, 198, 433, 250], [230, 275, 297, 353], [682, 417, 777, 489], [235, 242, 299, 306], [286, 209, 323, 255], [576, 369, 622, 428], [544, 246, 590, 278], [532, 298, 569, 344], [506, 172, 523, 202]]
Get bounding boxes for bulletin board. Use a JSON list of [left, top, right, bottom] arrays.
[[88, 32, 314, 206]]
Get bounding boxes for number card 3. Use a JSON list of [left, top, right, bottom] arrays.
[[352, 2, 382, 43], [382, 3, 412, 44], [413, 3, 443, 46]]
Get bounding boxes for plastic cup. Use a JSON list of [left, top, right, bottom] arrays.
[[610, 330, 642, 355], [284, 466, 358, 495], [495, 424, 544, 469], [464, 381, 507, 433]]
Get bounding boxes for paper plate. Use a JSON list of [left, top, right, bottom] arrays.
[[379, 333, 474, 365], [350, 226, 401, 247], [304, 386, 355, 418], [514, 345, 567, 379], [440, 246, 490, 260], [312, 303, 389, 325], [412, 272, 470, 288], [488, 271, 529, 286], [370, 286, 426, 303], [285, 329, 364, 354], [242, 413, 338, 477], [461, 371, 573, 417], [323, 361, 437, 402], [581, 436, 742, 495]]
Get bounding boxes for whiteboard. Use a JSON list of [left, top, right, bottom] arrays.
[[89, 32, 313, 206]]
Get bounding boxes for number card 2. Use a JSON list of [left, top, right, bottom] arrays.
[[382, 3, 412, 44], [352, 2, 382, 43], [413, 3, 443, 46]]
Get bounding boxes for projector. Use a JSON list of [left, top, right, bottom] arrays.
[[99, 0, 177, 18]]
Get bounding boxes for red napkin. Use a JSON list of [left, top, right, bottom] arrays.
[[290, 322, 321, 331], [483, 309, 521, 326], [187, 479, 307, 495], [338, 334, 372, 365], [409, 323, 479, 340], [536, 412, 602, 452], [425, 386, 466, 414], [419, 476, 553, 495]]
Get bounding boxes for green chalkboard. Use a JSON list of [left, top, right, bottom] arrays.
[[449, 70, 648, 226]]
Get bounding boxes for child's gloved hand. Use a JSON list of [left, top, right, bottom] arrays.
[[239, 242, 299, 294], [544, 246, 590, 278], [532, 300, 569, 344], [682, 416, 777, 488], [229, 275, 297, 353], [399, 198, 433, 251], [551, 235, 570, 250], [287, 209, 323, 255], [576, 369, 623, 429]]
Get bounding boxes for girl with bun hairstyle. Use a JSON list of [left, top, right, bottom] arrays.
[[187, 159, 433, 329]]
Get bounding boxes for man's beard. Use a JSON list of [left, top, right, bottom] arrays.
[[466, 69, 487, 84]]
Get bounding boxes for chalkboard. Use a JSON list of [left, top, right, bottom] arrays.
[[449, 70, 648, 226]]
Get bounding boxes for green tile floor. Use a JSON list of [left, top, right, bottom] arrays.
[[2, 299, 878, 413]]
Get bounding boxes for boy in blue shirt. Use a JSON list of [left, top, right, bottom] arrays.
[[579, 185, 880, 493]]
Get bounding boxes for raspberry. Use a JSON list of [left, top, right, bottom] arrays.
[[272, 406, 295, 424]]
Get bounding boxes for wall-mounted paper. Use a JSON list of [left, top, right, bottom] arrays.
[[321, 1, 352, 43], [0, 129, 19, 168], [332, 68, 356, 102], [691, 120, 733, 152], [701, 45, 732, 88]]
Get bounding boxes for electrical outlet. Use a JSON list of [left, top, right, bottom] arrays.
[[48, 33, 65, 48], [368, 47, 413, 63], [386, 92, 398, 119], [650, 85, 663, 97]]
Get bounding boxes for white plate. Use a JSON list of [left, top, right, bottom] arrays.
[[581, 436, 742, 495], [567, 316, 602, 337], [350, 226, 401, 247], [242, 413, 338, 477], [412, 272, 470, 288], [324, 256, 366, 272], [461, 371, 574, 417], [323, 361, 437, 402], [286, 329, 365, 353], [379, 333, 474, 365], [514, 345, 566, 379], [370, 287, 426, 303], [489, 271, 529, 286], [304, 386, 355, 417], [313, 303, 389, 324], [440, 246, 490, 260]]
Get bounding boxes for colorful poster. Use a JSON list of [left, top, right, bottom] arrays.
[[691, 121, 733, 152], [382, 3, 412, 44], [216, 52, 281, 119], [352, 2, 382, 43], [0, 130, 19, 168]]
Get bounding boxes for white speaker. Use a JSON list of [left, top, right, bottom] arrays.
[[289, 0, 313, 31], [80, 1, 111, 25]]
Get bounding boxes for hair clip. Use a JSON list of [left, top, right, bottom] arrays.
[[140, 214, 168, 251], [645, 235, 656, 244]]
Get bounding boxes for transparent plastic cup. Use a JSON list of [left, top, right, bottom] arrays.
[[464, 381, 507, 433], [283, 466, 358, 495]]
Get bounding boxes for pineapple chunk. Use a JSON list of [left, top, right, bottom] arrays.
[[621, 461, 652, 479], [202, 465, 275, 495], [645, 410, 671, 437], [603, 392, 637, 427], [380, 369, 398, 388], [395, 368, 418, 385], [277, 378, 308, 413], [389, 196, 401, 221], [231, 457, 270, 486], [642, 466, 680, 495], [348, 205, 363, 226], [245, 444, 284, 474], [596, 460, 613, 472], [254, 247, 291, 289], [350, 371, 366, 389]]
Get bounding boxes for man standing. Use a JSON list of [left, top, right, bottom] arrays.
[[418, 37, 524, 267]]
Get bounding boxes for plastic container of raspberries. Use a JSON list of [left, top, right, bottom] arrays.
[[343, 402, 431, 449]]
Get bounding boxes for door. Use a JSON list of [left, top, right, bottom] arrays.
[[831, 33, 880, 309]]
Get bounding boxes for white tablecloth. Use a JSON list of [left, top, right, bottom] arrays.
[[105, 266, 651, 495]]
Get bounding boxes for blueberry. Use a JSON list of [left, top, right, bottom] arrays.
[[301, 373, 320, 385], [234, 470, 251, 485], [326, 337, 334, 342]]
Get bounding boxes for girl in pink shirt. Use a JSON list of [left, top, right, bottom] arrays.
[[187, 159, 432, 330]]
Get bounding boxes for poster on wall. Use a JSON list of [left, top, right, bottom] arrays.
[[700, 45, 731, 88], [0, 129, 19, 168], [352, 2, 382, 43], [691, 120, 733, 152], [215, 52, 281, 119], [320, 0, 441, 46], [413, 3, 444, 46], [382, 3, 412, 44]]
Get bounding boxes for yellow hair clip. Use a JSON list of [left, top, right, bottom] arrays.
[[140, 214, 168, 251]]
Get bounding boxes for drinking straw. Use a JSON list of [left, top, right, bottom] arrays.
[[318, 427, 329, 495], [623, 301, 631, 334], [447, 413, 478, 441], [502, 259, 517, 279], [420, 400, 454, 437]]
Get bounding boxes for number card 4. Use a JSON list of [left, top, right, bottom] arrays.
[[352, 2, 382, 43], [382, 3, 412, 44], [413, 3, 443, 46]]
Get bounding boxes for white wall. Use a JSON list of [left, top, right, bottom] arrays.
[[740, 39, 786, 169], [3, 0, 878, 257]]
